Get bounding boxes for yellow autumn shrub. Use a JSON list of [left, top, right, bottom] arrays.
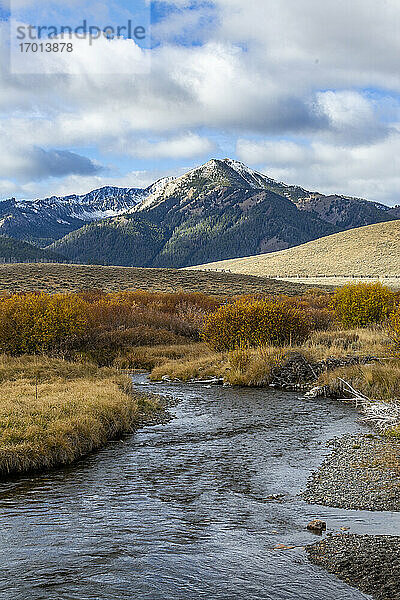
[[332, 282, 395, 327], [0, 293, 88, 354], [389, 305, 400, 354], [201, 299, 310, 351]]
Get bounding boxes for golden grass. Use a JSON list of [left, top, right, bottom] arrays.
[[305, 327, 392, 359], [147, 328, 393, 387], [0, 356, 159, 477], [0, 354, 101, 384], [0, 263, 315, 296], [187, 220, 400, 279], [317, 361, 400, 403], [114, 343, 205, 371], [149, 344, 285, 386], [317, 360, 400, 441], [150, 348, 229, 382]]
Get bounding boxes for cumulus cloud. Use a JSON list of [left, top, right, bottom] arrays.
[[120, 133, 216, 160], [236, 128, 400, 204], [0, 0, 399, 202]]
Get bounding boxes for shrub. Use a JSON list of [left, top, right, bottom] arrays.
[[389, 305, 400, 354], [332, 283, 395, 327], [201, 299, 310, 351], [0, 293, 88, 354]]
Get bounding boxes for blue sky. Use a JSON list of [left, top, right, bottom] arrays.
[[0, 0, 400, 205]]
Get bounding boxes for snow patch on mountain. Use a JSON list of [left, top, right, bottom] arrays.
[[135, 158, 282, 211]]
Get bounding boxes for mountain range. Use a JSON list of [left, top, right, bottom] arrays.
[[0, 158, 399, 267], [0, 186, 144, 247]]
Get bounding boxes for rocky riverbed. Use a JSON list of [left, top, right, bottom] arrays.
[[306, 534, 400, 600], [304, 433, 400, 600], [303, 433, 400, 511]]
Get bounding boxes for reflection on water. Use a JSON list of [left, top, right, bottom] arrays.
[[0, 375, 397, 600]]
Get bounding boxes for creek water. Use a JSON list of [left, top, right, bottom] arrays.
[[0, 374, 399, 600]]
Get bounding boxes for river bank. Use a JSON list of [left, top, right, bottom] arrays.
[[303, 433, 400, 511], [306, 535, 400, 600], [0, 356, 166, 478], [302, 427, 400, 599]]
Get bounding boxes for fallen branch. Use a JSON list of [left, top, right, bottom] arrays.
[[337, 378, 400, 432]]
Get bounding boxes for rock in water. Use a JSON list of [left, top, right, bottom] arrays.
[[307, 519, 327, 534]]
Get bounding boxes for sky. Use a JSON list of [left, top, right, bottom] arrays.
[[0, 0, 400, 205]]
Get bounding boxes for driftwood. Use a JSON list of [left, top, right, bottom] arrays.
[[336, 377, 400, 432]]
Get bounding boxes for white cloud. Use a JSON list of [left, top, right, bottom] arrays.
[[121, 133, 216, 159], [1, 0, 400, 202], [236, 128, 400, 204], [237, 139, 313, 167]]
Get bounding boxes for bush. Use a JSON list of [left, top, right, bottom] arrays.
[[201, 299, 310, 351], [332, 283, 395, 327], [389, 306, 400, 354], [0, 290, 219, 361], [0, 293, 87, 354]]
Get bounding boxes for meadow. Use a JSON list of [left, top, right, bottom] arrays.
[[188, 220, 400, 281], [0, 356, 163, 477], [0, 263, 316, 296], [1, 280, 399, 478]]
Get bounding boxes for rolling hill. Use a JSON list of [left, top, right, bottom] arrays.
[[187, 220, 400, 278], [0, 263, 320, 296]]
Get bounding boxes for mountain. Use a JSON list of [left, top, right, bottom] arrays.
[[50, 159, 345, 267], [388, 205, 400, 219], [50, 186, 341, 267], [135, 158, 395, 231], [0, 235, 64, 263], [186, 220, 400, 278], [2, 158, 398, 268], [49, 158, 399, 268], [294, 194, 395, 229], [0, 186, 144, 247], [137, 158, 310, 210]]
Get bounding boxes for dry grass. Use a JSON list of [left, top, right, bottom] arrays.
[[150, 347, 229, 382], [149, 344, 286, 386], [115, 343, 205, 371], [305, 327, 392, 359], [317, 361, 400, 403], [0, 263, 316, 296], [317, 361, 400, 440], [0, 356, 159, 477], [147, 328, 393, 387], [276, 276, 400, 291], [188, 220, 400, 280]]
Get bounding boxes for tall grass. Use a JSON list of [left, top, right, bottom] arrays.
[[318, 361, 400, 403], [0, 356, 159, 477]]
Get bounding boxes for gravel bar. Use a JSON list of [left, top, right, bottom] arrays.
[[306, 534, 400, 600], [303, 433, 400, 511]]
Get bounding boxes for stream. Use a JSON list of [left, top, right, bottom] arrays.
[[0, 374, 399, 600]]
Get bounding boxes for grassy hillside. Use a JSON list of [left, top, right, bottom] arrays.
[[0, 235, 63, 262], [0, 263, 319, 296], [188, 221, 400, 278]]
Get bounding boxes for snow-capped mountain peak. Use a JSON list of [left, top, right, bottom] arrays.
[[0, 186, 145, 246], [136, 158, 279, 212]]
